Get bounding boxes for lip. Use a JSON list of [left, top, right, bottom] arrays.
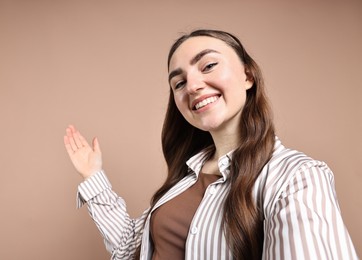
[[191, 93, 221, 110]]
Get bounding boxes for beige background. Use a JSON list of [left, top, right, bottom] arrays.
[[0, 0, 361, 259]]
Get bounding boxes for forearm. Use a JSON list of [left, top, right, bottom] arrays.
[[77, 171, 148, 258]]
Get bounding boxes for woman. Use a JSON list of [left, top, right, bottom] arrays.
[[64, 29, 358, 259]]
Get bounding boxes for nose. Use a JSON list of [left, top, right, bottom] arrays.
[[185, 73, 204, 94]]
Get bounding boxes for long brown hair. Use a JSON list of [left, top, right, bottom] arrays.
[[136, 29, 275, 259]]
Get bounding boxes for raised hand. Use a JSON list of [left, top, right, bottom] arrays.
[[64, 125, 102, 180]]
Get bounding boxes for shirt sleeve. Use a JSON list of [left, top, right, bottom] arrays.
[[76, 171, 149, 260], [263, 163, 359, 260]]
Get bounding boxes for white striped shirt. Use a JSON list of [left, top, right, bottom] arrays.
[[77, 138, 359, 259]]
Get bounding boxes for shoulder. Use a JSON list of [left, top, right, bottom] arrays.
[[256, 138, 334, 215], [266, 137, 331, 180]]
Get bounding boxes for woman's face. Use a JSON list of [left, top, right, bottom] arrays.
[[168, 36, 253, 134]]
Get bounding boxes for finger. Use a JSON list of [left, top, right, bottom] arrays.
[[69, 125, 89, 149], [64, 136, 75, 155], [78, 132, 91, 148], [66, 128, 78, 151], [72, 130, 84, 149], [92, 137, 101, 153], [68, 125, 76, 133]]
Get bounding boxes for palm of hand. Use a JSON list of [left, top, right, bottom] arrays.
[[70, 145, 102, 178], [64, 125, 102, 180]]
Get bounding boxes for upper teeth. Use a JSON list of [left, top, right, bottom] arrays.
[[195, 96, 218, 110]]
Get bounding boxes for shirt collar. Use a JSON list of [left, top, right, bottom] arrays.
[[186, 149, 233, 180], [186, 136, 282, 180]]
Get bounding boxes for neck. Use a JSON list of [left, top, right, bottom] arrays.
[[209, 128, 240, 160]]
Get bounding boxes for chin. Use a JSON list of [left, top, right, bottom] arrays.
[[197, 121, 223, 132]]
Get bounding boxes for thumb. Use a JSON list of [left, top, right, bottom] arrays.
[[92, 137, 101, 153]]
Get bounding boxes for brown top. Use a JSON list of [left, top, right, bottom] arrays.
[[150, 173, 220, 260]]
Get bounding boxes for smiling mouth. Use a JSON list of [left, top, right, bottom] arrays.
[[193, 95, 220, 110]]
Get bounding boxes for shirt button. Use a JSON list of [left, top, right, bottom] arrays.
[[209, 186, 216, 195], [191, 226, 198, 234]]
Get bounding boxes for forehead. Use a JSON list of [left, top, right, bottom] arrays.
[[169, 36, 237, 69]]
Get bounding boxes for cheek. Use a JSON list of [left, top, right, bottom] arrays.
[[215, 68, 243, 89], [222, 78, 248, 107], [173, 93, 187, 112]]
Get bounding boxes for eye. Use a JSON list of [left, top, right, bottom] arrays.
[[203, 62, 218, 72], [174, 80, 186, 90]]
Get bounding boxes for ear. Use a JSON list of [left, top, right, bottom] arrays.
[[244, 68, 254, 90]]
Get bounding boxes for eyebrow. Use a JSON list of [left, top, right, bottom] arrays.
[[168, 49, 219, 83]]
